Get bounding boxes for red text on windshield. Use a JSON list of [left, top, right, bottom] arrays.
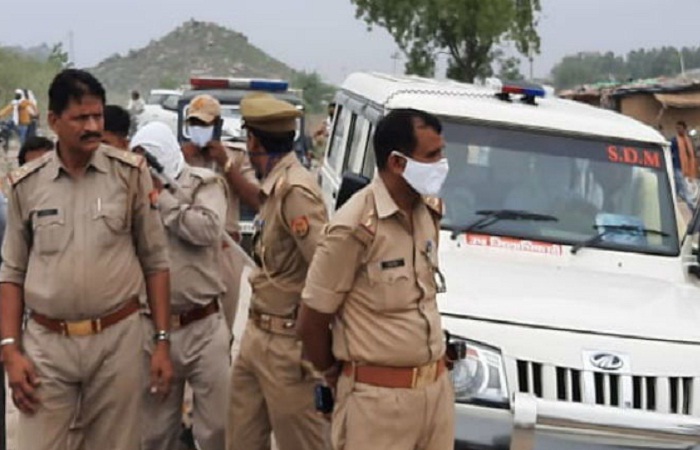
[[607, 145, 662, 169]]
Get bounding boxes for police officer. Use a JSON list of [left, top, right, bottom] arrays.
[[298, 109, 454, 450], [0, 69, 173, 450], [227, 93, 329, 450], [181, 94, 261, 332], [102, 104, 132, 150], [132, 122, 230, 450]]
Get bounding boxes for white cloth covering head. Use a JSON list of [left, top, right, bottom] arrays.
[[129, 122, 184, 179]]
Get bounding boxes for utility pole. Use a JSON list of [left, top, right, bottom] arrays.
[[391, 51, 401, 75], [68, 30, 75, 66], [678, 48, 686, 78]]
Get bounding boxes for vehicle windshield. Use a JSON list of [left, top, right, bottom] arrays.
[[147, 94, 166, 105], [440, 121, 679, 256]]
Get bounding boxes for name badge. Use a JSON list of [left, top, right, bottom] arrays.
[[381, 259, 405, 270], [36, 209, 58, 217]]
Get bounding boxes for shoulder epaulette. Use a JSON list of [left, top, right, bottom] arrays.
[[103, 146, 144, 168], [7, 153, 51, 187], [352, 191, 377, 246], [272, 175, 289, 196], [424, 196, 444, 218]]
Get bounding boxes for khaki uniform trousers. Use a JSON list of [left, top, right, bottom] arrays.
[[227, 321, 330, 450], [331, 371, 454, 450], [220, 245, 245, 334], [18, 313, 145, 450], [142, 314, 230, 450]]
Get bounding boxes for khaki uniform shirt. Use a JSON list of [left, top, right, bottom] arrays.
[[0, 146, 169, 320], [221, 143, 259, 235], [158, 165, 228, 313], [302, 177, 445, 367], [249, 152, 327, 317]]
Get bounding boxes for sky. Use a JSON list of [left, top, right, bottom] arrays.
[[1, 0, 699, 85]]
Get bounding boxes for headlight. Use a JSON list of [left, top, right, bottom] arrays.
[[449, 336, 509, 407]]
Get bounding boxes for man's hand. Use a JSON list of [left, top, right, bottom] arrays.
[[151, 174, 164, 193], [323, 362, 342, 393], [149, 342, 173, 401], [181, 142, 200, 165], [3, 346, 40, 414], [203, 141, 228, 167]]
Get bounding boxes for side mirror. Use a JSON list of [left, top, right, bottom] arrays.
[[336, 172, 370, 211]]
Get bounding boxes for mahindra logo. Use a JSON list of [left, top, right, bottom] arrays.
[[590, 353, 624, 371]]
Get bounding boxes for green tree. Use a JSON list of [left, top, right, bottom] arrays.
[[48, 42, 72, 69], [291, 71, 336, 114], [498, 56, 524, 81], [550, 45, 700, 90], [350, 0, 542, 82]]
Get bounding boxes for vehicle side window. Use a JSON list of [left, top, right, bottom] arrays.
[[326, 105, 350, 173], [162, 95, 179, 111], [343, 114, 369, 174], [362, 124, 376, 179]]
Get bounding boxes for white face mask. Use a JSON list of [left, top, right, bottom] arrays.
[[189, 126, 214, 148], [393, 151, 449, 196]]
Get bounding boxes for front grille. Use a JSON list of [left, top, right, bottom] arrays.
[[516, 360, 693, 415]]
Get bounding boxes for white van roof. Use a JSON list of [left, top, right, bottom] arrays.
[[341, 72, 667, 146]]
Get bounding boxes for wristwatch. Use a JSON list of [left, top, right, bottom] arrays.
[[153, 330, 170, 343], [0, 337, 16, 347]]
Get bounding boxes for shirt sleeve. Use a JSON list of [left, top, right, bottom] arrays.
[[159, 179, 227, 247], [301, 223, 364, 314], [0, 185, 30, 285], [132, 164, 169, 274], [240, 152, 259, 185], [281, 186, 327, 263]]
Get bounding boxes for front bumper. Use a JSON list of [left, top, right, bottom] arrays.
[[455, 393, 700, 450]]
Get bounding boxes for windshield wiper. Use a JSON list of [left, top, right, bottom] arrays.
[[570, 225, 669, 255], [448, 209, 558, 239]]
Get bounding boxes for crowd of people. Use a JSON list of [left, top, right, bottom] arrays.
[[0, 89, 39, 147], [0, 68, 456, 450]]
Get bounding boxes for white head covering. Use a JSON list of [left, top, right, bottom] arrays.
[[130, 122, 184, 179]]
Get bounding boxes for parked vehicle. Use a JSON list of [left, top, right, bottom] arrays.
[[320, 72, 700, 450], [138, 89, 182, 135]]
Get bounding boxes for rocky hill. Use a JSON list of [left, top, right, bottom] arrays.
[[90, 20, 299, 101]]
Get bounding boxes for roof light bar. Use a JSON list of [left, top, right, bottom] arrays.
[[190, 77, 289, 92], [501, 84, 545, 98]]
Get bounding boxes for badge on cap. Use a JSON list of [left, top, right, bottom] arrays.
[[290, 216, 310, 238]]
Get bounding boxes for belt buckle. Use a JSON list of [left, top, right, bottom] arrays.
[[64, 319, 96, 337], [259, 314, 272, 331], [411, 362, 438, 389]]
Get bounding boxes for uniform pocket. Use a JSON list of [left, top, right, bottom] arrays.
[[366, 262, 413, 311], [92, 202, 128, 248], [32, 209, 67, 255], [268, 336, 306, 384]]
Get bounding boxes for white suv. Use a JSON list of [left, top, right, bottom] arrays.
[[319, 72, 700, 449], [139, 89, 182, 135]]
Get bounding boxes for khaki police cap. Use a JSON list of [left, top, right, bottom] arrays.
[[187, 94, 221, 123], [240, 93, 301, 133]]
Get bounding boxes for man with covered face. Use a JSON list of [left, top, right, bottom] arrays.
[[132, 121, 230, 450]]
